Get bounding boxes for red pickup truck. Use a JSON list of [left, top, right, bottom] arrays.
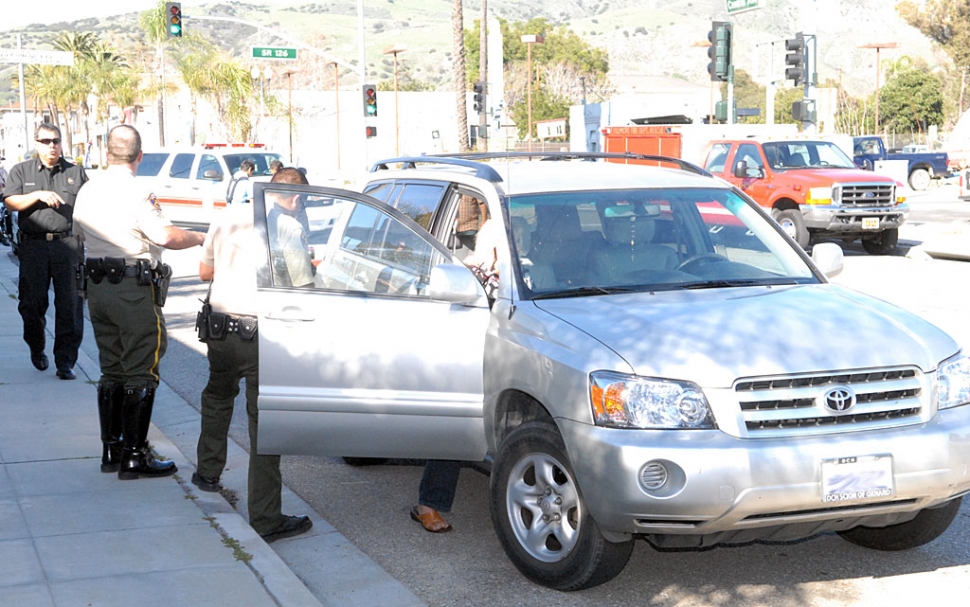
[[701, 139, 908, 255]]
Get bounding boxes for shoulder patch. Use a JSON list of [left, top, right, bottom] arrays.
[[149, 193, 162, 211]]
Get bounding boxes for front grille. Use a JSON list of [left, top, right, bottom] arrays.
[[735, 367, 924, 437], [838, 183, 896, 206]]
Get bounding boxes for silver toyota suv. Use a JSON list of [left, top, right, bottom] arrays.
[[251, 153, 970, 590]]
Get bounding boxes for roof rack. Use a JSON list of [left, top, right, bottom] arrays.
[[369, 156, 504, 182], [368, 152, 710, 182]]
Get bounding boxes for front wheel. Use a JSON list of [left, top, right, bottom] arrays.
[[489, 421, 634, 591], [773, 209, 810, 248], [837, 496, 962, 551], [861, 228, 898, 255], [909, 168, 931, 191]]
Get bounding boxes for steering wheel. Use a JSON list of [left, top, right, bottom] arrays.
[[675, 253, 729, 273]]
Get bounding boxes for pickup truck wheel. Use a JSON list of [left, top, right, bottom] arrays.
[[489, 421, 634, 590], [773, 209, 810, 248], [837, 496, 962, 551], [908, 168, 931, 191], [861, 228, 898, 255]]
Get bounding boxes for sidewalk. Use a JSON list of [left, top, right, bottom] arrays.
[[0, 248, 425, 607]]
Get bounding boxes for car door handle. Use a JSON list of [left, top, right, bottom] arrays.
[[264, 310, 316, 322]]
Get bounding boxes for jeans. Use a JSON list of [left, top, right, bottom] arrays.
[[418, 460, 461, 512]]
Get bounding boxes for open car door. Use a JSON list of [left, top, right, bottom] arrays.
[[253, 183, 491, 461]]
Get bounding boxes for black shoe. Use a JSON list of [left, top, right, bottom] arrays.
[[259, 515, 313, 543], [56, 367, 76, 380], [31, 352, 49, 371], [191, 472, 222, 492]]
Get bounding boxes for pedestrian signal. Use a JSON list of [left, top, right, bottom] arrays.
[[366, 126, 378, 138]]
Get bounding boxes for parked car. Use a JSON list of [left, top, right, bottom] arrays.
[[852, 135, 950, 191], [251, 153, 970, 591], [702, 138, 906, 254], [135, 143, 285, 227]]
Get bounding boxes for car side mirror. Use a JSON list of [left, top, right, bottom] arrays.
[[203, 169, 223, 180], [733, 160, 748, 178], [428, 263, 489, 306], [811, 242, 844, 278]]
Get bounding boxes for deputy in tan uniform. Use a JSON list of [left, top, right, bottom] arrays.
[[73, 125, 205, 479]]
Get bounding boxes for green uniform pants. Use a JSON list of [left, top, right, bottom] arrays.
[[197, 333, 283, 535], [87, 278, 166, 389]]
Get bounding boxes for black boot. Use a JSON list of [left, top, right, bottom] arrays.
[[118, 387, 177, 480], [97, 382, 124, 473]]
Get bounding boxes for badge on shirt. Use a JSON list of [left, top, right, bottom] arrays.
[[67, 177, 77, 185]]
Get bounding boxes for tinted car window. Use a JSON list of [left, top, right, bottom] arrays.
[[387, 183, 445, 229], [196, 154, 222, 180], [169, 153, 195, 179], [362, 182, 393, 202], [137, 153, 169, 177], [224, 153, 282, 177]]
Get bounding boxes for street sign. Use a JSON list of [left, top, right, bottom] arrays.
[[0, 48, 74, 66], [726, 0, 763, 15], [252, 47, 298, 60]]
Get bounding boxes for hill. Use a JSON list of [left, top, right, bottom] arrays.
[[0, 0, 948, 108]]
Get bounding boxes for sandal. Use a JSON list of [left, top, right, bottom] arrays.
[[410, 505, 452, 533]]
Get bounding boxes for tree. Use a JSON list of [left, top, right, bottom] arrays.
[[878, 64, 945, 138], [726, 69, 765, 124], [453, 0, 469, 152], [897, 1, 970, 69], [773, 87, 805, 126]]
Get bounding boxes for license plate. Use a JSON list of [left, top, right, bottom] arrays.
[[820, 455, 894, 503], [862, 217, 880, 230]]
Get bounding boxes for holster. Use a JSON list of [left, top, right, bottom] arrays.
[[103, 257, 126, 284], [153, 263, 173, 307], [76, 260, 88, 299], [195, 299, 212, 342]]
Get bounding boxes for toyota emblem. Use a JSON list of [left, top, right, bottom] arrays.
[[823, 387, 856, 412]]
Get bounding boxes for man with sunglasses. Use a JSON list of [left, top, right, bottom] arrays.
[[2, 123, 88, 379]]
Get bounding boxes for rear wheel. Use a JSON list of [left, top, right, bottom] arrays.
[[909, 168, 931, 191], [489, 421, 634, 590], [861, 228, 898, 255], [838, 497, 962, 550], [773, 209, 810, 248]]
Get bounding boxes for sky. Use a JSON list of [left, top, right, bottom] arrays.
[[2, 1, 194, 31]]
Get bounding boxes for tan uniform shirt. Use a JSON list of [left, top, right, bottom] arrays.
[[73, 165, 173, 265], [200, 203, 259, 316]]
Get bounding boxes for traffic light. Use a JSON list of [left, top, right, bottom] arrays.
[[362, 84, 377, 117], [785, 33, 806, 86], [473, 81, 486, 114], [365, 126, 377, 138], [707, 21, 732, 82], [165, 2, 182, 38]]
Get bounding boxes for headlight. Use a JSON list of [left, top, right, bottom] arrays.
[[936, 355, 970, 410], [589, 371, 715, 429], [806, 186, 834, 205]]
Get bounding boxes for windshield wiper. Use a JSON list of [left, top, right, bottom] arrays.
[[531, 285, 639, 299], [679, 279, 787, 290]]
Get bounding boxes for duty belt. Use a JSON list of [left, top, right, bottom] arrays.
[[22, 231, 71, 241]]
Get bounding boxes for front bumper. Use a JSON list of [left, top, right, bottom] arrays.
[[801, 204, 908, 234], [560, 403, 970, 541]]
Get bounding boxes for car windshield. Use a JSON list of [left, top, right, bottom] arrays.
[[506, 187, 819, 298], [762, 141, 856, 170]]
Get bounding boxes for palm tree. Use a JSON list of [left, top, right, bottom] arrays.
[[453, 0, 469, 152]]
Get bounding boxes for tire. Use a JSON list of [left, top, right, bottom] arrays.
[[837, 496, 963, 551], [861, 228, 898, 255], [773, 209, 810, 248], [908, 168, 931, 191], [489, 421, 634, 591]]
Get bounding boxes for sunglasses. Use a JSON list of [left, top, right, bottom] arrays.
[[37, 138, 62, 146]]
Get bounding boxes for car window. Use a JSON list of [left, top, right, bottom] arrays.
[[736, 143, 764, 176], [362, 182, 394, 202], [704, 143, 731, 173], [263, 188, 446, 296], [169, 153, 195, 179], [385, 183, 446, 229], [196, 154, 222, 180], [137, 153, 169, 177], [224, 153, 281, 177]]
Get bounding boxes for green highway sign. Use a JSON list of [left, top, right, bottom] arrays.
[[726, 0, 762, 15], [252, 47, 298, 60]]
